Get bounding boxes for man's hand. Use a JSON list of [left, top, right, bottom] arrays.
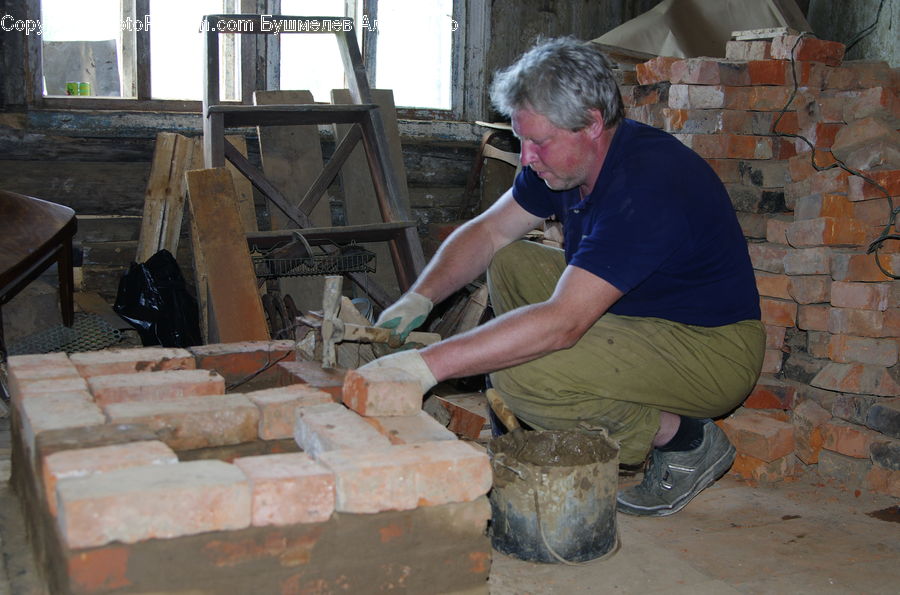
[[357, 349, 437, 393], [375, 292, 433, 340]]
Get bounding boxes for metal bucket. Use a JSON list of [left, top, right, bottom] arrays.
[[488, 430, 619, 564]]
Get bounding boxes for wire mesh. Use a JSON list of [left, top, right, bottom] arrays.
[[7, 313, 123, 356]]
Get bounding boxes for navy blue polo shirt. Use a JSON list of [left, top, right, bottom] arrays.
[[513, 118, 760, 327]]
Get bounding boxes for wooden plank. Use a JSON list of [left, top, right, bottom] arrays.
[[224, 134, 259, 233], [433, 392, 489, 440], [731, 27, 797, 41], [254, 90, 333, 314], [454, 282, 489, 335], [332, 89, 410, 301], [186, 167, 269, 343]]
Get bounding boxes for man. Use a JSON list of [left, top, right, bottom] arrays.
[[364, 37, 764, 517]]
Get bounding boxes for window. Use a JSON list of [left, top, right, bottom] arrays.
[[31, 0, 485, 121]]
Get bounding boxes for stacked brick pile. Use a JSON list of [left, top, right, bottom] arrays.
[[623, 34, 899, 496], [6, 343, 491, 594]]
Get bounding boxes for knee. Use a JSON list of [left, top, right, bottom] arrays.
[[488, 240, 528, 278]]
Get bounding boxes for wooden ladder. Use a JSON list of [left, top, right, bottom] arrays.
[[200, 14, 426, 310]]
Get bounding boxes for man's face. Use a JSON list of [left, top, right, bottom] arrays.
[[512, 107, 598, 193]]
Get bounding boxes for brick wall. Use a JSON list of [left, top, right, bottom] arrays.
[[625, 34, 899, 497]]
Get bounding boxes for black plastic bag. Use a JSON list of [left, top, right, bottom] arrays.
[[114, 249, 202, 347]]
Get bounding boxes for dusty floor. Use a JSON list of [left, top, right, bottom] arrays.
[[0, 409, 895, 595]]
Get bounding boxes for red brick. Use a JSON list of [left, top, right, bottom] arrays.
[[744, 86, 794, 111], [821, 420, 880, 458], [433, 394, 489, 440], [294, 402, 391, 458], [669, 58, 749, 86], [318, 441, 491, 513], [745, 377, 796, 409], [772, 110, 800, 135], [770, 35, 845, 66], [794, 193, 852, 222], [755, 272, 792, 299], [244, 385, 334, 440], [792, 398, 831, 464], [785, 178, 812, 206], [843, 86, 899, 126], [864, 466, 900, 498], [6, 366, 83, 404], [70, 347, 195, 378], [67, 546, 132, 592], [847, 170, 900, 201], [707, 159, 742, 184], [760, 297, 797, 327], [88, 369, 225, 406], [788, 275, 831, 304], [761, 349, 784, 374], [728, 452, 801, 483], [827, 334, 898, 366], [845, 60, 894, 87], [765, 217, 791, 245], [625, 104, 665, 128], [6, 352, 71, 371], [725, 40, 772, 61], [191, 340, 297, 385], [55, 460, 251, 548], [831, 281, 891, 311], [668, 84, 728, 109], [233, 452, 335, 526], [809, 168, 851, 195], [276, 361, 345, 401], [831, 250, 897, 282], [748, 242, 789, 273], [19, 392, 106, 459], [824, 66, 861, 90], [635, 56, 679, 85], [832, 117, 900, 171], [737, 212, 768, 239], [662, 107, 689, 132], [342, 367, 423, 417], [807, 330, 832, 359], [853, 198, 894, 229], [104, 395, 260, 451], [828, 308, 891, 338], [363, 411, 457, 445], [746, 60, 790, 85], [798, 304, 831, 331], [784, 247, 830, 275], [786, 217, 867, 248], [719, 410, 795, 462], [802, 122, 844, 150], [12, 376, 89, 406], [42, 440, 178, 516], [811, 362, 900, 396], [764, 324, 788, 350]]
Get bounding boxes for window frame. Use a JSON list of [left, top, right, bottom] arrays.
[[25, 0, 488, 122]]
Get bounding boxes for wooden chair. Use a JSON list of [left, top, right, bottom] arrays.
[[0, 190, 77, 358]]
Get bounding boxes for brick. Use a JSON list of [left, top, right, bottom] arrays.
[[831, 250, 897, 282], [725, 184, 785, 214], [770, 35, 845, 66], [830, 281, 891, 311], [294, 403, 391, 458], [816, 450, 871, 488], [760, 297, 797, 327], [55, 460, 251, 548], [788, 275, 831, 304], [785, 217, 867, 248], [764, 325, 788, 350], [847, 170, 900, 201], [845, 60, 894, 87], [318, 441, 491, 513], [843, 86, 899, 127], [725, 40, 772, 61], [864, 466, 900, 497], [828, 308, 890, 338], [276, 361, 345, 401], [832, 117, 900, 171], [67, 546, 131, 592], [866, 400, 900, 439], [244, 385, 334, 440], [739, 160, 789, 188], [6, 352, 71, 371], [822, 420, 879, 458], [19, 392, 106, 458], [771, 110, 799, 135], [761, 349, 784, 374], [431, 394, 489, 440], [755, 272, 792, 299], [88, 369, 225, 406], [870, 439, 900, 470], [728, 452, 801, 483], [233, 452, 335, 526], [828, 334, 898, 366], [798, 304, 830, 331], [342, 367, 422, 417], [12, 376, 89, 406], [70, 347, 195, 377], [809, 168, 851, 195], [832, 394, 878, 425], [42, 441, 178, 516], [794, 193, 853, 221], [792, 398, 831, 464], [811, 362, 900, 396], [745, 377, 796, 409], [788, 153, 822, 182], [784, 178, 812, 208], [737, 212, 769, 239], [719, 410, 795, 462], [635, 56, 679, 85], [746, 59, 790, 85], [744, 86, 794, 111], [34, 424, 160, 466], [622, 82, 670, 107], [784, 247, 830, 275], [668, 84, 727, 109], [765, 217, 792, 245], [669, 58, 750, 86], [6, 366, 83, 403], [783, 351, 829, 384], [807, 330, 832, 359], [680, 134, 774, 159], [363, 410, 457, 445], [625, 104, 665, 128], [748, 242, 788, 273], [799, 122, 844, 150], [853, 197, 894, 229], [104, 395, 260, 451], [190, 340, 297, 385]]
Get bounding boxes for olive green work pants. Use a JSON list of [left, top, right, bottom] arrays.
[[486, 240, 765, 465]]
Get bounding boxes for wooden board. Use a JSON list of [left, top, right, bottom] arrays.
[[136, 132, 201, 262], [254, 90, 331, 314], [332, 89, 409, 302], [224, 134, 259, 233], [186, 168, 269, 343]]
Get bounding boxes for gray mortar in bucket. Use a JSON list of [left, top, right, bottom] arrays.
[[488, 430, 620, 564]]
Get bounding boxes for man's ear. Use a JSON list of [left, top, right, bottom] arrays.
[[586, 109, 606, 139]]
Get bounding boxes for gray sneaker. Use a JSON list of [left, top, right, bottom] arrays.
[[616, 422, 735, 517]]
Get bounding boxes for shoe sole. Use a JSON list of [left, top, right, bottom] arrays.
[[616, 442, 736, 517]]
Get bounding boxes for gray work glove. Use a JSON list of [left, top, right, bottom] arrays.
[[357, 349, 437, 394], [375, 292, 433, 341]]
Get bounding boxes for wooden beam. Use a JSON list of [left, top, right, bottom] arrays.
[[296, 123, 362, 217]]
